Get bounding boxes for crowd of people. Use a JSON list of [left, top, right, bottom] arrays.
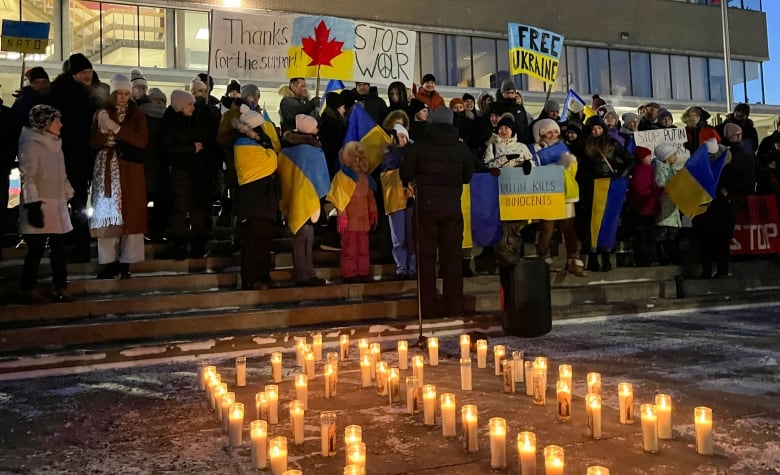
[[4, 52, 780, 312]]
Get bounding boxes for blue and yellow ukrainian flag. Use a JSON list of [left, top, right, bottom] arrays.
[[590, 176, 629, 251], [277, 144, 331, 234], [342, 105, 391, 173], [233, 137, 278, 187], [326, 165, 377, 212], [461, 173, 502, 248], [665, 143, 727, 219]]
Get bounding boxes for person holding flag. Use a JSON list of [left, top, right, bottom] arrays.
[[381, 124, 416, 280]]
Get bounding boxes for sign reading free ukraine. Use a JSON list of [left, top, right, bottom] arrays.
[[1, 20, 50, 54], [508, 23, 564, 84], [209, 10, 416, 85]]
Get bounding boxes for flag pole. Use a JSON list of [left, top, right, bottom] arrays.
[[19, 52, 26, 89], [413, 189, 427, 349], [720, 0, 733, 112]]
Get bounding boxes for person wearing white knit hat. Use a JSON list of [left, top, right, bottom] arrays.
[[129, 68, 148, 102], [90, 73, 149, 279]]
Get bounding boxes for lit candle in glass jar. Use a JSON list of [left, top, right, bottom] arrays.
[[327, 352, 339, 383], [295, 374, 308, 410], [228, 402, 244, 447], [281, 470, 301, 475], [655, 394, 672, 440], [543, 444, 564, 475], [586, 466, 610, 475], [269, 436, 287, 475], [271, 352, 282, 383], [441, 393, 456, 437], [502, 359, 515, 394], [199, 363, 215, 391], [412, 355, 425, 386], [587, 372, 601, 395], [460, 334, 471, 359], [324, 362, 337, 398], [312, 333, 323, 360], [476, 340, 488, 368], [221, 392, 235, 434], [460, 358, 472, 391], [461, 404, 478, 453], [265, 384, 279, 425], [694, 406, 714, 455], [517, 431, 537, 475], [320, 411, 337, 457], [406, 376, 420, 414], [494, 345, 506, 376], [339, 334, 350, 361], [586, 393, 602, 439], [427, 337, 439, 366], [304, 349, 315, 379], [213, 382, 227, 417], [344, 465, 365, 475], [641, 403, 659, 453], [489, 417, 507, 469], [513, 351, 525, 384], [344, 425, 362, 461], [251, 420, 268, 469], [524, 361, 534, 396], [256, 391, 269, 422], [396, 340, 408, 370], [290, 400, 305, 445], [369, 343, 381, 380], [295, 337, 307, 367], [532, 357, 547, 406], [423, 384, 436, 426], [387, 367, 401, 404], [556, 380, 571, 422], [235, 355, 247, 387], [347, 442, 366, 467], [358, 338, 369, 361], [558, 364, 572, 389], [618, 382, 634, 424], [375, 360, 388, 396], [360, 355, 372, 388]]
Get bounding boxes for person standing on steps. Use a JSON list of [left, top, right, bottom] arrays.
[[18, 105, 74, 304]]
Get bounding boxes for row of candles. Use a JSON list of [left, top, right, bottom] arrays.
[[200, 333, 716, 474]]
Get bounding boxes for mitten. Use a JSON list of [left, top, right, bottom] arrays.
[[25, 201, 44, 228], [97, 110, 120, 134], [521, 159, 533, 175], [337, 214, 349, 234]]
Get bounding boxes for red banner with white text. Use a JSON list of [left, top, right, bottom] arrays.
[[730, 195, 780, 255]]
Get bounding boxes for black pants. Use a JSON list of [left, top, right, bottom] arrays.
[[22, 234, 67, 291], [67, 173, 92, 261], [693, 195, 735, 277], [240, 217, 274, 288], [415, 208, 464, 318]]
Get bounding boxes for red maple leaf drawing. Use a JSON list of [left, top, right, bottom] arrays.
[[301, 20, 344, 67]]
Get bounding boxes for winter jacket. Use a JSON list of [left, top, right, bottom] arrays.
[[489, 99, 531, 143], [757, 131, 780, 158], [11, 86, 45, 126], [342, 170, 378, 232], [89, 102, 149, 236], [530, 142, 579, 203], [685, 124, 720, 153], [380, 145, 412, 215], [18, 126, 74, 235], [717, 115, 759, 154], [383, 81, 409, 121], [279, 131, 329, 232], [138, 100, 167, 194], [408, 119, 428, 143], [414, 89, 445, 111], [726, 142, 757, 196], [0, 101, 18, 174], [279, 95, 319, 133], [354, 86, 387, 124], [400, 122, 475, 213], [319, 108, 347, 177], [653, 159, 681, 228], [483, 134, 533, 169], [233, 129, 280, 221], [162, 107, 204, 173], [627, 161, 661, 217]]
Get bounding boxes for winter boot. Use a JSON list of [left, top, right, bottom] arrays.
[[586, 253, 600, 272], [600, 252, 613, 272], [97, 261, 120, 279], [119, 263, 131, 279]]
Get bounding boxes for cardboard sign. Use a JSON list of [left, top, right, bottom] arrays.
[[730, 195, 780, 255], [498, 166, 565, 220], [209, 10, 416, 85], [633, 128, 688, 157], [507, 23, 564, 84], [1, 20, 50, 54]]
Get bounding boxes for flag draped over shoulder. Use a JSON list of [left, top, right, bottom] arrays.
[[461, 173, 502, 248], [343, 105, 391, 173], [665, 143, 727, 219], [326, 165, 377, 212], [590, 176, 629, 251], [277, 144, 331, 234]]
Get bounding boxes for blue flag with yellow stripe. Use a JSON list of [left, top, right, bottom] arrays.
[[321, 80, 345, 113], [665, 143, 727, 219], [590, 176, 629, 251], [326, 165, 377, 212], [343, 104, 391, 173], [462, 173, 502, 248], [277, 144, 330, 234]]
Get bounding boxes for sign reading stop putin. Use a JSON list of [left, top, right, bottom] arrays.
[[1, 20, 50, 54]]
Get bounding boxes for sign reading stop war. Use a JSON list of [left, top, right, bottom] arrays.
[[508, 23, 564, 84], [209, 10, 416, 85], [498, 166, 566, 221], [1, 20, 50, 54]]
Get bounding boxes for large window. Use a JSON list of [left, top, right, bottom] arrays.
[[610, 50, 631, 96], [175, 10, 209, 71], [630, 52, 652, 97], [744, 61, 763, 104], [709, 58, 726, 103], [731, 59, 746, 104], [418, 33, 448, 86], [471, 38, 496, 89], [689, 57, 709, 101], [566, 46, 588, 96], [670, 55, 691, 100], [651, 54, 671, 99], [495, 39, 511, 90], [446, 36, 472, 87], [588, 48, 609, 95]]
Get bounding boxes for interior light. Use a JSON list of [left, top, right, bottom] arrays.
[[223, 0, 241, 7], [195, 28, 209, 40]]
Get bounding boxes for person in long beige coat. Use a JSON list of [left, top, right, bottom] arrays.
[[89, 74, 148, 279], [18, 105, 74, 304]]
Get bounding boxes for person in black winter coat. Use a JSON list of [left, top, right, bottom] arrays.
[[12, 66, 49, 126], [138, 88, 169, 242], [717, 103, 759, 154], [757, 119, 780, 158], [400, 107, 475, 318], [0, 98, 19, 233], [488, 79, 531, 143], [353, 82, 387, 125], [319, 91, 348, 178], [408, 99, 429, 142], [385, 81, 409, 119], [46, 53, 102, 263]]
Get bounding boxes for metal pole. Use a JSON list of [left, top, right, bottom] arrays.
[[721, 0, 733, 112]]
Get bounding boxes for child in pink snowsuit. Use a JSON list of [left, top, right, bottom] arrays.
[[337, 141, 378, 283]]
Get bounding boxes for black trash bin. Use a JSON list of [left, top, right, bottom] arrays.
[[499, 258, 552, 337]]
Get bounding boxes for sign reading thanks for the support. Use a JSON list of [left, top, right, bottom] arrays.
[[507, 23, 564, 84], [498, 166, 565, 221], [1, 20, 50, 54], [634, 128, 688, 157], [209, 10, 416, 85]]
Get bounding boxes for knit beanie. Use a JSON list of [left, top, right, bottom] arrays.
[[26, 66, 49, 82], [196, 72, 214, 92], [110, 74, 132, 94], [190, 78, 208, 95], [500, 79, 516, 93], [29, 104, 61, 131], [431, 107, 454, 125], [622, 112, 639, 124], [147, 88, 166, 103], [634, 146, 652, 162], [409, 98, 427, 116], [240, 84, 260, 102], [734, 103, 750, 117], [226, 79, 241, 94], [497, 115, 515, 131], [239, 104, 265, 130], [654, 143, 677, 162], [325, 91, 345, 110], [543, 100, 560, 114], [449, 98, 465, 109], [295, 114, 318, 134], [604, 110, 619, 122], [533, 118, 560, 143], [565, 120, 582, 135], [658, 109, 673, 121], [462, 93, 475, 103], [422, 73, 436, 84], [724, 123, 743, 141], [67, 53, 93, 75], [129, 68, 147, 87], [393, 123, 412, 143], [170, 90, 194, 113]]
